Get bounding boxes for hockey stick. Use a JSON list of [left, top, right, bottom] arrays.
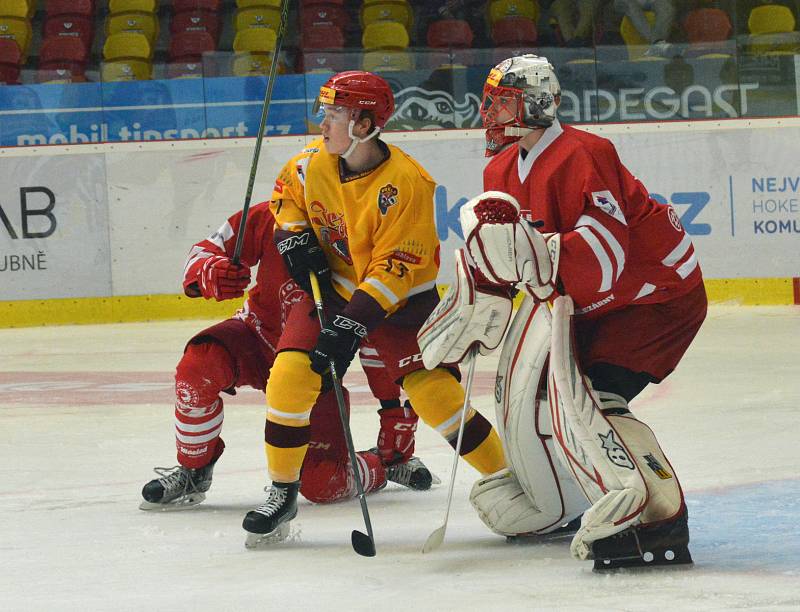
[[422, 346, 478, 553], [231, 0, 290, 265], [309, 271, 377, 557]]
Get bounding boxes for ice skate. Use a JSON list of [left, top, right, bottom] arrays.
[[591, 508, 693, 571], [139, 461, 216, 511], [385, 455, 440, 491], [243, 481, 299, 548]]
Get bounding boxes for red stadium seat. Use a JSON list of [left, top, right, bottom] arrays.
[[45, 0, 93, 18], [683, 8, 732, 44], [491, 16, 537, 47], [173, 0, 221, 12], [299, 51, 348, 73], [302, 0, 345, 7], [301, 23, 345, 49], [427, 19, 474, 48], [0, 38, 21, 84], [170, 10, 221, 43], [39, 36, 88, 80], [300, 4, 349, 30], [43, 15, 94, 52], [167, 60, 206, 78], [169, 30, 215, 62]]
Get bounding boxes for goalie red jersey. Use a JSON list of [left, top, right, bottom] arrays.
[[483, 122, 703, 319]]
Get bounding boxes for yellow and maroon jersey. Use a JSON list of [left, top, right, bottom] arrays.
[[270, 138, 439, 314]]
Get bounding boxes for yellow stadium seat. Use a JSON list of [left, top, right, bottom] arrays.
[[0, 0, 34, 19], [109, 0, 158, 14], [362, 49, 413, 71], [488, 0, 539, 26], [232, 52, 273, 76], [361, 1, 412, 31], [236, 0, 281, 8], [107, 12, 160, 44], [0, 16, 31, 57], [233, 27, 277, 53], [620, 11, 656, 59], [101, 59, 152, 81], [103, 32, 153, 61], [749, 5, 795, 35], [235, 7, 281, 32], [362, 21, 409, 50]]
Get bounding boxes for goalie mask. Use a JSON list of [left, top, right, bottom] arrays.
[[480, 55, 561, 157], [312, 70, 395, 159]]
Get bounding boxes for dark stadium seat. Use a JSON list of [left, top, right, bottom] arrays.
[[45, 0, 94, 18], [0, 38, 21, 84], [173, 0, 221, 12], [427, 19, 474, 48], [169, 30, 215, 62], [170, 10, 221, 44], [39, 36, 88, 81], [301, 22, 345, 49], [43, 14, 94, 52], [491, 16, 537, 47], [300, 3, 349, 30]]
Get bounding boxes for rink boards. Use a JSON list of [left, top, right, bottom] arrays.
[[2, 119, 799, 326]]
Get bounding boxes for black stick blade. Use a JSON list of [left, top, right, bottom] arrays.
[[351, 530, 376, 557]]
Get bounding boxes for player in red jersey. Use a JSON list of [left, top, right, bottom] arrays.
[[139, 202, 434, 512], [419, 55, 707, 570]]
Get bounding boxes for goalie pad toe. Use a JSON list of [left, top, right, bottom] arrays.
[[470, 468, 562, 537], [417, 249, 512, 368]]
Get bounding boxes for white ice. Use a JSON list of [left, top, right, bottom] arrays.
[[1, 306, 799, 611]]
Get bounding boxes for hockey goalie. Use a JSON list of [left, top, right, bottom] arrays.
[[418, 53, 707, 572]]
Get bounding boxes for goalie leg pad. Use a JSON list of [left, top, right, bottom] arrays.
[[548, 296, 686, 561], [491, 295, 588, 535], [417, 248, 513, 369]]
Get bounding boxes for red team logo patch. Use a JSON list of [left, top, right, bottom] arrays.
[[667, 206, 683, 231]]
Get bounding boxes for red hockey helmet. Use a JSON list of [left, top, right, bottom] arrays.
[[480, 54, 561, 156], [313, 70, 395, 128]]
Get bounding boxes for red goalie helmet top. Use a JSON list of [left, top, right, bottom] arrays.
[[315, 71, 395, 128]]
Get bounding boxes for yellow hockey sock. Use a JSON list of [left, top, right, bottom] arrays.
[[403, 367, 506, 476]]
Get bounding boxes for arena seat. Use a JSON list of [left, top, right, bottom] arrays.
[[299, 51, 348, 72], [683, 7, 733, 58], [620, 10, 657, 60], [362, 49, 412, 71], [301, 3, 349, 30], [302, 0, 344, 6], [109, 0, 157, 14], [103, 32, 153, 78], [39, 36, 88, 81], [171, 10, 221, 43], [361, 1, 413, 31], [0, 16, 31, 58], [173, 0, 220, 12], [235, 6, 282, 32], [170, 30, 215, 62], [43, 14, 94, 52], [236, 0, 281, 8], [427, 19, 474, 48], [488, 0, 539, 26], [107, 12, 160, 44], [45, 0, 93, 18], [362, 21, 409, 50], [492, 16, 537, 46], [166, 59, 205, 78], [746, 4, 800, 55], [0, 37, 21, 84], [0, 0, 34, 19], [101, 59, 152, 81], [302, 22, 345, 49], [232, 27, 278, 76]]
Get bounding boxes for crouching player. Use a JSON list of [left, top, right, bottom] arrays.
[[419, 55, 706, 570], [139, 201, 434, 515]]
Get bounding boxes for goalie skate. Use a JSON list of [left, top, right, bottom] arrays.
[[505, 515, 582, 544], [591, 508, 693, 571], [243, 482, 299, 549], [139, 462, 216, 511]]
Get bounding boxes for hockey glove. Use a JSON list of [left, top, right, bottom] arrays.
[[309, 314, 367, 378], [376, 401, 419, 465], [198, 255, 251, 301], [276, 228, 332, 295]]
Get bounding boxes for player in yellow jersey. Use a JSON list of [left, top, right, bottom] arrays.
[[242, 71, 507, 545]]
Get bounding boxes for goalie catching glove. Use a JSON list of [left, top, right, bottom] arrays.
[[460, 190, 561, 301], [417, 248, 513, 369]]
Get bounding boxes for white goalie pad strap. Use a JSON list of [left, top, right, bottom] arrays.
[[459, 191, 560, 301], [547, 296, 649, 559], [492, 294, 588, 534], [417, 248, 513, 369]]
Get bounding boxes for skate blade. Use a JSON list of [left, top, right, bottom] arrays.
[[244, 523, 291, 549], [138, 492, 206, 511], [430, 473, 442, 486], [593, 547, 693, 571]]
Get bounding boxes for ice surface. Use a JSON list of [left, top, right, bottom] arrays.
[[1, 306, 799, 611]]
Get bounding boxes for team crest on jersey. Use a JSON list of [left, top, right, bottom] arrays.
[[378, 183, 399, 215], [591, 191, 627, 226], [667, 206, 683, 231], [310, 200, 352, 264]]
